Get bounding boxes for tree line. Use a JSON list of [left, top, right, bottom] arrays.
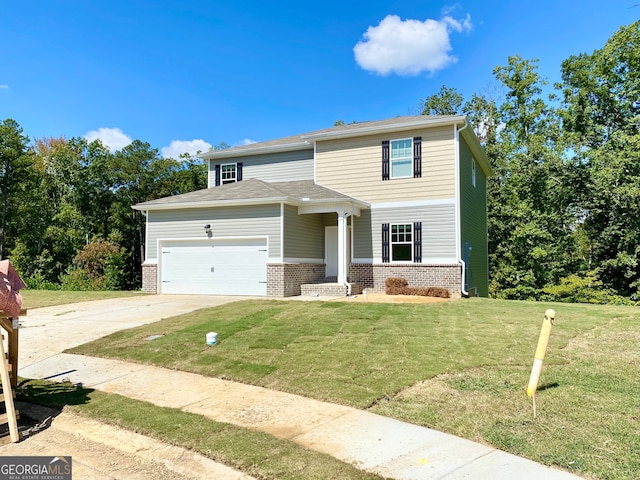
[[0, 130, 207, 290], [0, 21, 637, 302]]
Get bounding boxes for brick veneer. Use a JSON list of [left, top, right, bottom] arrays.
[[141, 264, 158, 293], [349, 263, 462, 298], [267, 263, 326, 297]]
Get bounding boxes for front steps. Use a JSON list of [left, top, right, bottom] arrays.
[[300, 281, 363, 297]]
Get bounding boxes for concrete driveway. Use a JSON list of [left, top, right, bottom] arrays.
[[18, 294, 249, 370]]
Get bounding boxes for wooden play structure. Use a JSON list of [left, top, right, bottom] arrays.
[[0, 260, 27, 445], [0, 309, 25, 444]]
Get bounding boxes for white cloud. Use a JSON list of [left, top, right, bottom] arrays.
[[161, 139, 213, 159], [353, 14, 472, 76], [84, 127, 132, 152], [0, 85, 9, 90], [238, 138, 257, 146]]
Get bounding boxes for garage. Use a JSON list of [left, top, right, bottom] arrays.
[[159, 238, 268, 295]]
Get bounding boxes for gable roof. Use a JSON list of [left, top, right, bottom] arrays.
[[132, 179, 368, 211]]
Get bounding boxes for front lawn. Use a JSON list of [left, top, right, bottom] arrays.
[[68, 298, 639, 479], [21, 289, 145, 309]]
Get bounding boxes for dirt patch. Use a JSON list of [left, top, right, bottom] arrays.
[[339, 292, 451, 304], [2, 402, 255, 480]]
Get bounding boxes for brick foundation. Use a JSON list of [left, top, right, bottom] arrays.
[[267, 263, 326, 297], [141, 264, 158, 293], [349, 263, 462, 298]]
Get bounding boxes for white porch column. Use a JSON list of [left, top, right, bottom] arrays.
[[337, 212, 348, 284]]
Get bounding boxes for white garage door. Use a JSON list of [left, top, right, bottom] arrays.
[[160, 238, 268, 295]]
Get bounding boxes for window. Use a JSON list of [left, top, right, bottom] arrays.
[[391, 224, 413, 261], [391, 139, 413, 178], [214, 162, 243, 186], [382, 222, 422, 263], [221, 163, 237, 184], [472, 160, 476, 187], [382, 137, 421, 180]]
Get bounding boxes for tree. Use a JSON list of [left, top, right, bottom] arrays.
[[0, 119, 33, 259], [422, 85, 464, 115], [488, 56, 578, 299], [559, 21, 640, 297]]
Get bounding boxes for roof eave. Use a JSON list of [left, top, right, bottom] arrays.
[[200, 142, 312, 160], [132, 197, 289, 211], [301, 116, 466, 141]]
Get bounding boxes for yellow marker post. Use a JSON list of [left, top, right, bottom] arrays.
[[527, 309, 555, 416]]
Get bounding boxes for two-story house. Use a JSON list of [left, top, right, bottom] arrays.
[[133, 115, 491, 297]]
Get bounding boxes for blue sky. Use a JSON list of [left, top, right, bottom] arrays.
[[1, 1, 638, 159]]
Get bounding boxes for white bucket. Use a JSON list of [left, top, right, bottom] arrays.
[[206, 332, 218, 346]]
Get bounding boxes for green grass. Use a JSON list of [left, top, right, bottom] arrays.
[[17, 380, 385, 480], [21, 290, 146, 309], [67, 297, 640, 479]]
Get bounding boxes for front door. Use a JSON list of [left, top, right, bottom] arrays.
[[325, 226, 351, 278]]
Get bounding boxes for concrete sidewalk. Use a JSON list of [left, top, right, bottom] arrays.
[[14, 296, 584, 480]]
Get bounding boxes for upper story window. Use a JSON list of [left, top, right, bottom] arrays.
[[382, 137, 421, 180], [391, 139, 413, 178], [221, 163, 237, 184], [214, 162, 243, 186]]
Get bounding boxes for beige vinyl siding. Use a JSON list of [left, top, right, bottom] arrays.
[[459, 137, 489, 296], [283, 204, 324, 259], [146, 204, 281, 259], [316, 126, 456, 203], [208, 149, 314, 187], [353, 203, 457, 261]]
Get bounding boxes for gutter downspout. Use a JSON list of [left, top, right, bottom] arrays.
[[456, 120, 470, 297]]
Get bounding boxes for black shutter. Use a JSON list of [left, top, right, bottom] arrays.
[[215, 164, 221, 186], [413, 137, 422, 178], [237, 162, 243, 181], [382, 223, 390, 263], [413, 222, 422, 263], [382, 140, 390, 181]]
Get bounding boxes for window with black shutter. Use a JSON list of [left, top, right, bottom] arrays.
[[237, 162, 243, 181], [413, 222, 422, 262], [215, 164, 221, 186], [382, 141, 390, 181], [382, 223, 390, 262], [413, 137, 422, 178]]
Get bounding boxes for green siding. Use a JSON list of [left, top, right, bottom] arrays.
[[283, 204, 324, 259], [459, 137, 489, 296]]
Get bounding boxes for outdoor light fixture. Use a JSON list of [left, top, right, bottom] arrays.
[[204, 224, 211, 234]]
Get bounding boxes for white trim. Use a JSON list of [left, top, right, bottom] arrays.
[[390, 223, 413, 262], [370, 198, 455, 209], [303, 116, 466, 141], [454, 122, 468, 296], [134, 197, 289, 211], [268, 256, 283, 263], [142, 259, 158, 265], [280, 202, 285, 261], [200, 141, 312, 159], [220, 162, 237, 184], [389, 137, 413, 180]]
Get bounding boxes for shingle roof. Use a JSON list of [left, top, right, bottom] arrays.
[[200, 115, 466, 159], [133, 179, 365, 210]]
